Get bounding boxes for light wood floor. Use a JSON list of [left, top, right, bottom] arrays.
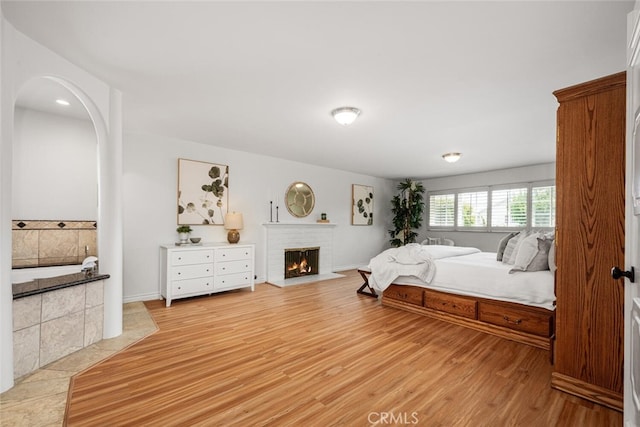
[[65, 270, 622, 426]]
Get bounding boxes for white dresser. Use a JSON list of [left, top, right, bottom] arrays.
[[160, 243, 255, 307]]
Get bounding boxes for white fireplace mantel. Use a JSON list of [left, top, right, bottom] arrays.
[[262, 222, 337, 228], [263, 222, 342, 286]]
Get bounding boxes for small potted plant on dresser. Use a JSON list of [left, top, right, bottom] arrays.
[[176, 225, 192, 244]]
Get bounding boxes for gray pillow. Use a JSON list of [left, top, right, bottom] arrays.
[[496, 232, 518, 261]]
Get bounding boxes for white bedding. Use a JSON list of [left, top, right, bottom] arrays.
[[367, 249, 556, 311]]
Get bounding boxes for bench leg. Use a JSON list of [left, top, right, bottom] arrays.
[[356, 270, 378, 298]]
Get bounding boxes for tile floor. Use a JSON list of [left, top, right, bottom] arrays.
[[0, 302, 157, 426]]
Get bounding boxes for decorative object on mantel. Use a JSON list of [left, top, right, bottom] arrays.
[[269, 199, 280, 222], [189, 237, 201, 244], [177, 158, 229, 225], [388, 179, 425, 247], [317, 213, 329, 223], [331, 106, 361, 126], [352, 184, 374, 225], [285, 181, 315, 218], [176, 225, 193, 244], [224, 212, 244, 243]]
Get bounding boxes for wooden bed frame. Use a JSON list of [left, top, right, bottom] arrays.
[[357, 268, 556, 362]]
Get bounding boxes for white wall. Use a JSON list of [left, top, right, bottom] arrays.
[[417, 163, 555, 251], [1, 18, 121, 393], [122, 131, 395, 301], [12, 107, 97, 220]]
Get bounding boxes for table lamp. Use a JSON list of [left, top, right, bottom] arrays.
[[224, 212, 244, 244]]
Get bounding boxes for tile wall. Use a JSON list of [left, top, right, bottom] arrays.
[[12, 220, 97, 268], [12, 280, 104, 379]]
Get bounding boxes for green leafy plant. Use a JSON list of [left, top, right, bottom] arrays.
[[388, 179, 425, 247], [176, 225, 193, 234]]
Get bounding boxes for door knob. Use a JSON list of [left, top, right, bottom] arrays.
[[611, 266, 635, 282]]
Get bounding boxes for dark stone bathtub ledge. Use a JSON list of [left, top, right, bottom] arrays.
[[13, 272, 110, 299]]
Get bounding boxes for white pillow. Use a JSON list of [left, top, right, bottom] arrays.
[[548, 242, 556, 273], [509, 233, 540, 270], [496, 232, 518, 261], [509, 233, 553, 273], [504, 231, 531, 265], [501, 231, 523, 264]]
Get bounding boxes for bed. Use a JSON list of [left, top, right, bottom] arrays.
[[360, 240, 556, 361]]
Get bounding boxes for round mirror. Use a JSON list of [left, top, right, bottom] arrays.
[[285, 182, 315, 218]]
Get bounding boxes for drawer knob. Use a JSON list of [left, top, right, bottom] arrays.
[[503, 315, 522, 325]]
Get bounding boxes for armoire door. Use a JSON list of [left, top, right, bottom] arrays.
[[552, 72, 626, 411]]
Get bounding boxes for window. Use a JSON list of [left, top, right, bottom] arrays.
[[429, 194, 455, 227], [427, 181, 555, 231], [491, 187, 528, 228], [532, 185, 556, 227], [457, 191, 488, 228]]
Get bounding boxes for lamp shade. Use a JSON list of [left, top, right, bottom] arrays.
[[224, 212, 244, 230], [331, 107, 361, 126]]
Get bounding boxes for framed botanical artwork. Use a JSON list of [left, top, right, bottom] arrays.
[[352, 184, 374, 225], [177, 158, 229, 225]]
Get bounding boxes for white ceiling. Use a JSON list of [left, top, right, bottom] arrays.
[[2, 1, 634, 179]]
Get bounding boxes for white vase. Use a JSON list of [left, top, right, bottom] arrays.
[[179, 232, 189, 243]]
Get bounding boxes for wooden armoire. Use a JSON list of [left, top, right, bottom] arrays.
[[551, 72, 626, 411]]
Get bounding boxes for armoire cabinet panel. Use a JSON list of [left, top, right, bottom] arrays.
[[551, 72, 626, 411]]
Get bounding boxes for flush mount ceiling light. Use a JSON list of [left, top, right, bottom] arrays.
[[331, 107, 361, 126], [442, 152, 462, 163]]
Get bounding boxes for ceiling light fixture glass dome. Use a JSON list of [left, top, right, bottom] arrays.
[[442, 152, 462, 163], [331, 107, 361, 126]]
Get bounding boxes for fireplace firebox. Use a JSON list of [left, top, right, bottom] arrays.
[[284, 247, 319, 279]]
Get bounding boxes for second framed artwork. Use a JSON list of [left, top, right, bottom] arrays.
[[352, 184, 374, 225], [177, 158, 229, 225]]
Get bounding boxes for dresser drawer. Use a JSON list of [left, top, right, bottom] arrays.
[[171, 263, 213, 281], [214, 272, 252, 290], [172, 277, 213, 296], [215, 247, 252, 262], [424, 290, 477, 319], [215, 259, 252, 276], [478, 302, 553, 337], [171, 250, 214, 266], [383, 285, 423, 306]]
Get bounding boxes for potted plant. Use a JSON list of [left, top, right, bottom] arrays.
[[176, 225, 193, 243], [388, 179, 425, 247]]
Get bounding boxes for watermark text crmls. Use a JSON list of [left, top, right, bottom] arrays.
[[368, 411, 419, 425]]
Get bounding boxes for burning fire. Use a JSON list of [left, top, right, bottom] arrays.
[[287, 258, 312, 274]]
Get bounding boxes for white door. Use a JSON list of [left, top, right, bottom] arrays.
[[625, 5, 640, 426]]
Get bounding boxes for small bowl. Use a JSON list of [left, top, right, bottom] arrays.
[[189, 237, 201, 244]]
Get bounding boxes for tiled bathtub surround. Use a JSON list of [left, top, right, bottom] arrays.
[[12, 220, 97, 268], [12, 279, 105, 379]]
